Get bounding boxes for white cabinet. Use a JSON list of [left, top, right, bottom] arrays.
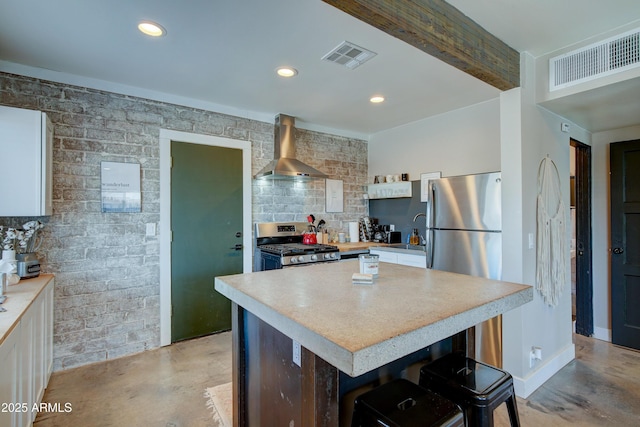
[[370, 248, 426, 268], [0, 105, 53, 216], [0, 277, 54, 427], [370, 249, 398, 264], [397, 253, 427, 268], [367, 182, 412, 199], [0, 326, 21, 427]]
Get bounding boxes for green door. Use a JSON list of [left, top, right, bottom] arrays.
[[171, 141, 243, 342]]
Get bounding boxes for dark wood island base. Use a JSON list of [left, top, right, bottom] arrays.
[[232, 304, 463, 427]]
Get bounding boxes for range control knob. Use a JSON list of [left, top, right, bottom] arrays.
[[311, 254, 318, 261], [290, 257, 297, 263]]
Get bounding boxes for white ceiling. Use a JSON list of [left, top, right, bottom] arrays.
[[0, 0, 639, 138]]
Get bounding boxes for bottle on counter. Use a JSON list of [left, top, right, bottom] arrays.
[[409, 228, 420, 245]]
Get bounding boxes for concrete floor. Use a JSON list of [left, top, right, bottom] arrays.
[[34, 332, 640, 426]]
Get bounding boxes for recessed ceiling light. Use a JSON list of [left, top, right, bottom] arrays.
[[276, 66, 298, 77], [138, 21, 166, 37], [370, 95, 385, 103]]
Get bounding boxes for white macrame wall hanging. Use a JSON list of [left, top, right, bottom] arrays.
[[536, 156, 567, 307]]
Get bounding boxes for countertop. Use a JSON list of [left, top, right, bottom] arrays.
[[334, 241, 383, 252], [215, 261, 532, 376], [0, 274, 54, 346]]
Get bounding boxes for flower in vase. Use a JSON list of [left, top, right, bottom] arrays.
[[18, 220, 44, 254], [1, 227, 18, 250]]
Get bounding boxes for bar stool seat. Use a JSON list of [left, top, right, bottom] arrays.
[[419, 353, 520, 427], [352, 378, 464, 427]]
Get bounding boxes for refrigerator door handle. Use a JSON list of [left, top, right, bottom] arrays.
[[426, 182, 436, 268], [426, 228, 434, 268]]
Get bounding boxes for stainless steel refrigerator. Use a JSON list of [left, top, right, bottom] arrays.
[[426, 171, 503, 367]]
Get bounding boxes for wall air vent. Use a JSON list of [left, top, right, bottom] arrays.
[[550, 27, 640, 91], [322, 41, 377, 69]]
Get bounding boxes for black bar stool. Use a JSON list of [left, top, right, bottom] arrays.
[[419, 353, 520, 427], [351, 378, 464, 427]]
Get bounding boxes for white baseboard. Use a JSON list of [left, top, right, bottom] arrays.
[[592, 327, 611, 342], [512, 342, 575, 398]]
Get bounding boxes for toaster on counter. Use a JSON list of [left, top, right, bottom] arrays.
[[17, 253, 41, 279]]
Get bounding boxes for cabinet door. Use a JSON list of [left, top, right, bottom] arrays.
[[33, 289, 46, 409], [44, 281, 54, 383], [369, 249, 398, 264], [397, 254, 427, 268], [19, 307, 35, 427], [0, 105, 51, 216], [0, 326, 21, 427]]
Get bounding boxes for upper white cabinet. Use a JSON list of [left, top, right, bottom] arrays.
[[0, 105, 53, 216]]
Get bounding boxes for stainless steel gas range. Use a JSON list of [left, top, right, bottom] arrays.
[[254, 222, 340, 271]]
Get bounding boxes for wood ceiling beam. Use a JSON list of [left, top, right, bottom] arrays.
[[322, 0, 520, 91]]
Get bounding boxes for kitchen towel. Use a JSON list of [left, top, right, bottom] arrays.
[[349, 222, 359, 243]]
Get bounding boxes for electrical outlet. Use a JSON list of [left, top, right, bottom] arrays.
[[529, 346, 542, 367], [292, 340, 301, 367]]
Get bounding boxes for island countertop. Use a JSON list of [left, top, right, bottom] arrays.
[[215, 261, 532, 377]]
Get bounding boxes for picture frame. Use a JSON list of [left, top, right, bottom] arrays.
[[101, 161, 141, 213], [420, 172, 442, 202], [325, 179, 344, 213]]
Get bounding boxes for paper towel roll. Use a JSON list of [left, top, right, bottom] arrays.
[[348, 222, 359, 243]]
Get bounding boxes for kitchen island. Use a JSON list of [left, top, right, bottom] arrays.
[[215, 261, 532, 426]]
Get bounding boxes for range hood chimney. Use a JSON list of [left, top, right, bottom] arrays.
[[254, 114, 328, 180]]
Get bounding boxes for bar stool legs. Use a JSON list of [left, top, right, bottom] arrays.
[[419, 353, 521, 427]]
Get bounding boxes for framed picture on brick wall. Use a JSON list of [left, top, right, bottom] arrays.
[[101, 161, 141, 213], [326, 179, 343, 213]]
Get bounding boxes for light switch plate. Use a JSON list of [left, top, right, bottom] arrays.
[[146, 223, 156, 236]]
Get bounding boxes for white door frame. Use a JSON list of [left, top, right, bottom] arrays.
[[159, 129, 252, 346]]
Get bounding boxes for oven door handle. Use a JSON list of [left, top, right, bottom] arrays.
[[230, 244, 243, 251]]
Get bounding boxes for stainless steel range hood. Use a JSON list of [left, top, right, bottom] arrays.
[[254, 114, 328, 180]]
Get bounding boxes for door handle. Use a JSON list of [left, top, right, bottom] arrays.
[[230, 244, 243, 251], [612, 247, 624, 254]]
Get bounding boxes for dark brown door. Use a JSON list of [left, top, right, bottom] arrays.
[[572, 139, 593, 336], [170, 141, 243, 342], [610, 139, 640, 350]]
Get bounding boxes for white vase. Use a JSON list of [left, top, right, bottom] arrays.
[[2, 249, 16, 261]]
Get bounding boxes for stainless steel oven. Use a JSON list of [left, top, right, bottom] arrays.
[[254, 222, 340, 271]]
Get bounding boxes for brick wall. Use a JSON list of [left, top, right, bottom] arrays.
[[0, 72, 368, 370]]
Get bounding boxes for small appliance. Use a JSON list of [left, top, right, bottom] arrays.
[[16, 253, 41, 279]]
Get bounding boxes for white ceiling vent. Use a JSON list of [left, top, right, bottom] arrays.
[[322, 41, 377, 70], [550, 28, 640, 91]]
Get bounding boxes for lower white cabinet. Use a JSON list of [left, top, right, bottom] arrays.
[[369, 249, 427, 268], [0, 326, 21, 427], [0, 278, 54, 427]]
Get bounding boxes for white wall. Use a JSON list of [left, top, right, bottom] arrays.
[[368, 99, 501, 181], [591, 125, 640, 340], [500, 53, 579, 397]]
